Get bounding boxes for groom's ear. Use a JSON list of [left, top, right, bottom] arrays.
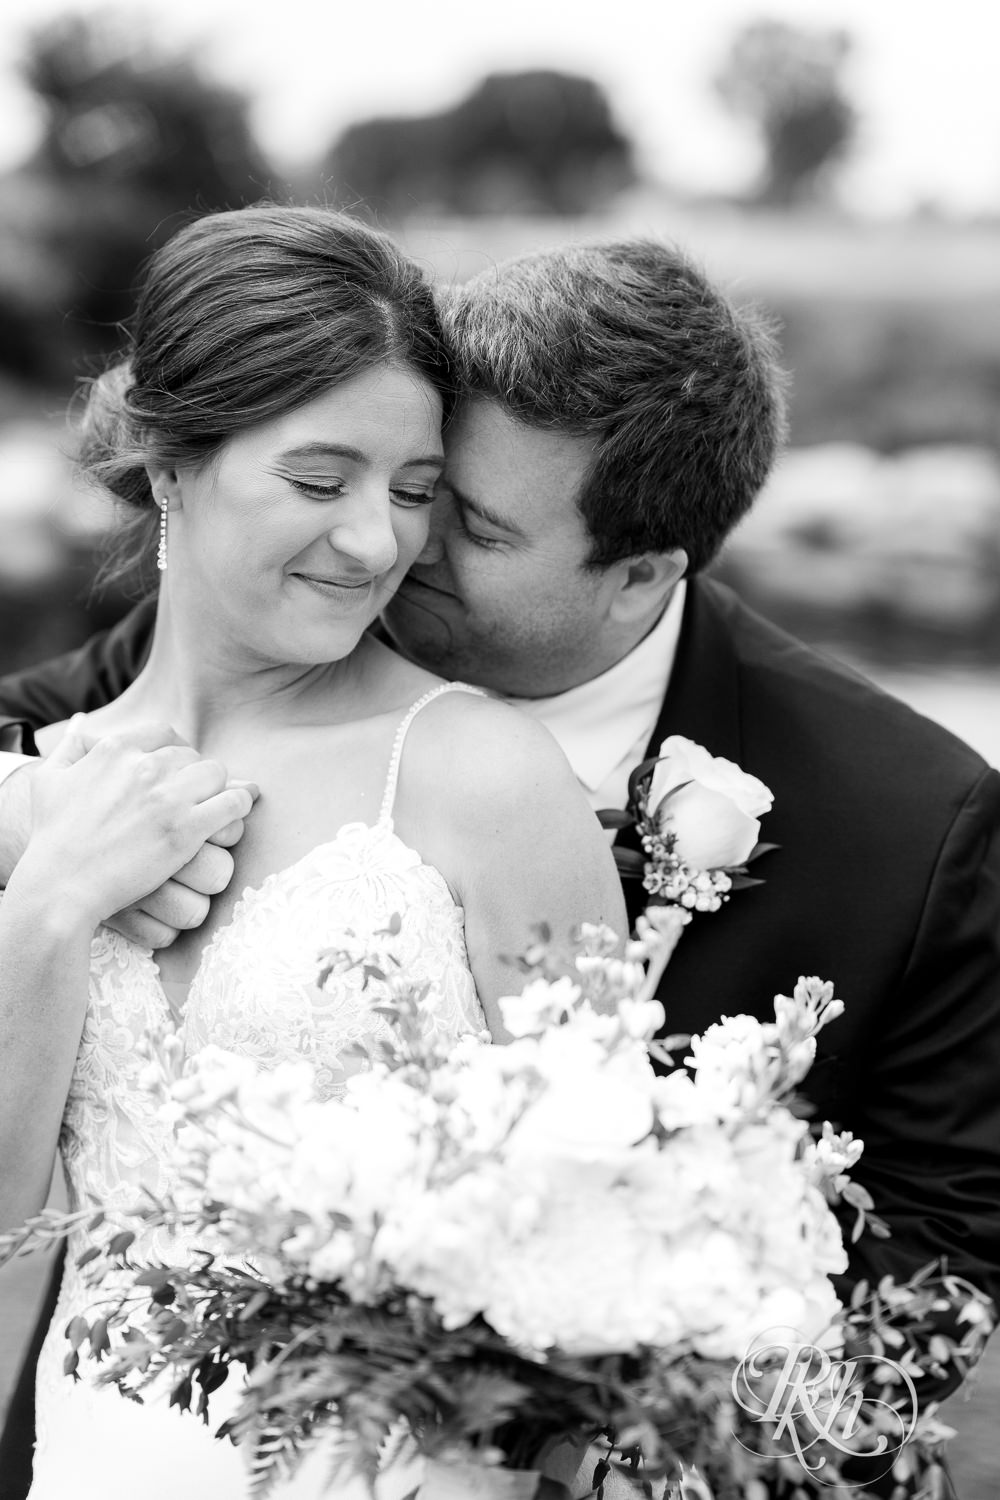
[[608, 547, 688, 625]]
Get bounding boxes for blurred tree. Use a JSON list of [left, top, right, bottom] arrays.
[[2, 9, 274, 381], [714, 20, 856, 207], [25, 12, 270, 205], [324, 70, 635, 217]]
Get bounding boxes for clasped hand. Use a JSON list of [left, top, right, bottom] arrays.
[[13, 718, 258, 943]]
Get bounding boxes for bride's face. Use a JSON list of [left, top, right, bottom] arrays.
[[162, 363, 444, 667]]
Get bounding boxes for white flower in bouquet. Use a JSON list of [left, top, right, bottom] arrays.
[[498, 975, 583, 1038], [685, 1014, 780, 1115], [647, 735, 773, 870], [378, 1162, 544, 1332], [504, 1024, 656, 1162], [461, 1154, 685, 1355], [805, 1120, 865, 1182]]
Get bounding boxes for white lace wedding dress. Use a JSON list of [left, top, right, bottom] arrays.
[[27, 684, 489, 1500]]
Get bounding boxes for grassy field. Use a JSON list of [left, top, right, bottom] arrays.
[[2, 663, 999, 1491]]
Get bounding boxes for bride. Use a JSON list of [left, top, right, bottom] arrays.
[[0, 205, 625, 1499]]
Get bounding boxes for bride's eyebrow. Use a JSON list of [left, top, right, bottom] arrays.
[[279, 443, 445, 470], [280, 443, 367, 464]]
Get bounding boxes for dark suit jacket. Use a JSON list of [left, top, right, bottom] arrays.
[[644, 581, 1000, 1310], [2, 578, 999, 1496]]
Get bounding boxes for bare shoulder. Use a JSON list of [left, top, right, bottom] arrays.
[[397, 687, 626, 979], [402, 690, 578, 812]]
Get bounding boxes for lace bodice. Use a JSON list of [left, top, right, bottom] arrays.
[[28, 682, 488, 1500], [60, 819, 486, 1220]]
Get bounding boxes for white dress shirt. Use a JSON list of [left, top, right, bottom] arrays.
[[509, 581, 686, 812]]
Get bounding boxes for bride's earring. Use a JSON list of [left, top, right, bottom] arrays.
[[157, 497, 169, 572]]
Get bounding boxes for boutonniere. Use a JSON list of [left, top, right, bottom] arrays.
[[599, 735, 776, 913]]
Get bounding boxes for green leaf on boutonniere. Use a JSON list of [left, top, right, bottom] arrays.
[[611, 848, 646, 879], [596, 809, 633, 831], [727, 873, 766, 891], [626, 755, 661, 808], [747, 841, 780, 863]]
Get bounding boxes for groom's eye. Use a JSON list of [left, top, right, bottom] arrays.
[[457, 513, 503, 550]]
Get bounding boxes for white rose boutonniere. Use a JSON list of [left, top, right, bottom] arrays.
[[648, 736, 773, 870], [599, 736, 776, 915]]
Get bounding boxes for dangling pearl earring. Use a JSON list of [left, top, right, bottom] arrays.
[[157, 497, 168, 572]]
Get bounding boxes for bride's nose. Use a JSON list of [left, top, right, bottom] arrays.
[[328, 497, 398, 575]]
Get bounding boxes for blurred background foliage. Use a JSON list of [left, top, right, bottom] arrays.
[[712, 19, 856, 207], [0, 7, 999, 694], [325, 70, 635, 218]]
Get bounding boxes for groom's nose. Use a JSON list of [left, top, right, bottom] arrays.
[[414, 530, 445, 566]]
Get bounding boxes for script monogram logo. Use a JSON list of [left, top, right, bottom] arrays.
[[731, 1332, 919, 1487]]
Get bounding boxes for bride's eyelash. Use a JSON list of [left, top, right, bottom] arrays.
[[288, 478, 345, 499], [288, 481, 436, 506]]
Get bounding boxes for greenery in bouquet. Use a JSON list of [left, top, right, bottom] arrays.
[[0, 910, 993, 1500]]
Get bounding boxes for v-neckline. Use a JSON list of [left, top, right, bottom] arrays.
[[127, 817, 459, 1026], [147, 818, 396, 1010]]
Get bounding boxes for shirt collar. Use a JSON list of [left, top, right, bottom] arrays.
[[509, 581, 687, 792]]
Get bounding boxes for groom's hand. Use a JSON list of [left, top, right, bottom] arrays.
[[1, 720, 258, 950]]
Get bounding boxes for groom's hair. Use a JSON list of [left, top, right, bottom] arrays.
[[441, 240, 787, 575]]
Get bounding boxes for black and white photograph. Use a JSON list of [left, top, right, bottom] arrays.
[[0, 2, 998, 1497]]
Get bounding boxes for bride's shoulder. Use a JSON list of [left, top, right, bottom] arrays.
[[402, 687, 578, 811]]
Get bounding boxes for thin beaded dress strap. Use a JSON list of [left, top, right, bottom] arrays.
[[377, 682, 487, 827]]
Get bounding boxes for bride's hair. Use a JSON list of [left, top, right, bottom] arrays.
[[78, 204, 455, 589]]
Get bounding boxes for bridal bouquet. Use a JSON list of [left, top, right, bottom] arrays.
[[3, 911, 992, 1499]]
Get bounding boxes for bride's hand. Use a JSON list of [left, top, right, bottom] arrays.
[[15, 718, 258, 930], [104, 840, 243, 950]]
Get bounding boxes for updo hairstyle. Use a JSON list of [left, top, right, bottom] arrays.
[[79, 205, 455, 584]]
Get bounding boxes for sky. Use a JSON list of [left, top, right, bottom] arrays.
[[0, 0, 999, 217]]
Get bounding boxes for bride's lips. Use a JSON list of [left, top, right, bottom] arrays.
[[292, 572, 375, 603]]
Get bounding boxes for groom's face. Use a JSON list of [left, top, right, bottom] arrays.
[[382, 399, 621, 697]]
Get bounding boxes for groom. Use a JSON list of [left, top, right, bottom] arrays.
[[1, 237, 999, 1492]]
